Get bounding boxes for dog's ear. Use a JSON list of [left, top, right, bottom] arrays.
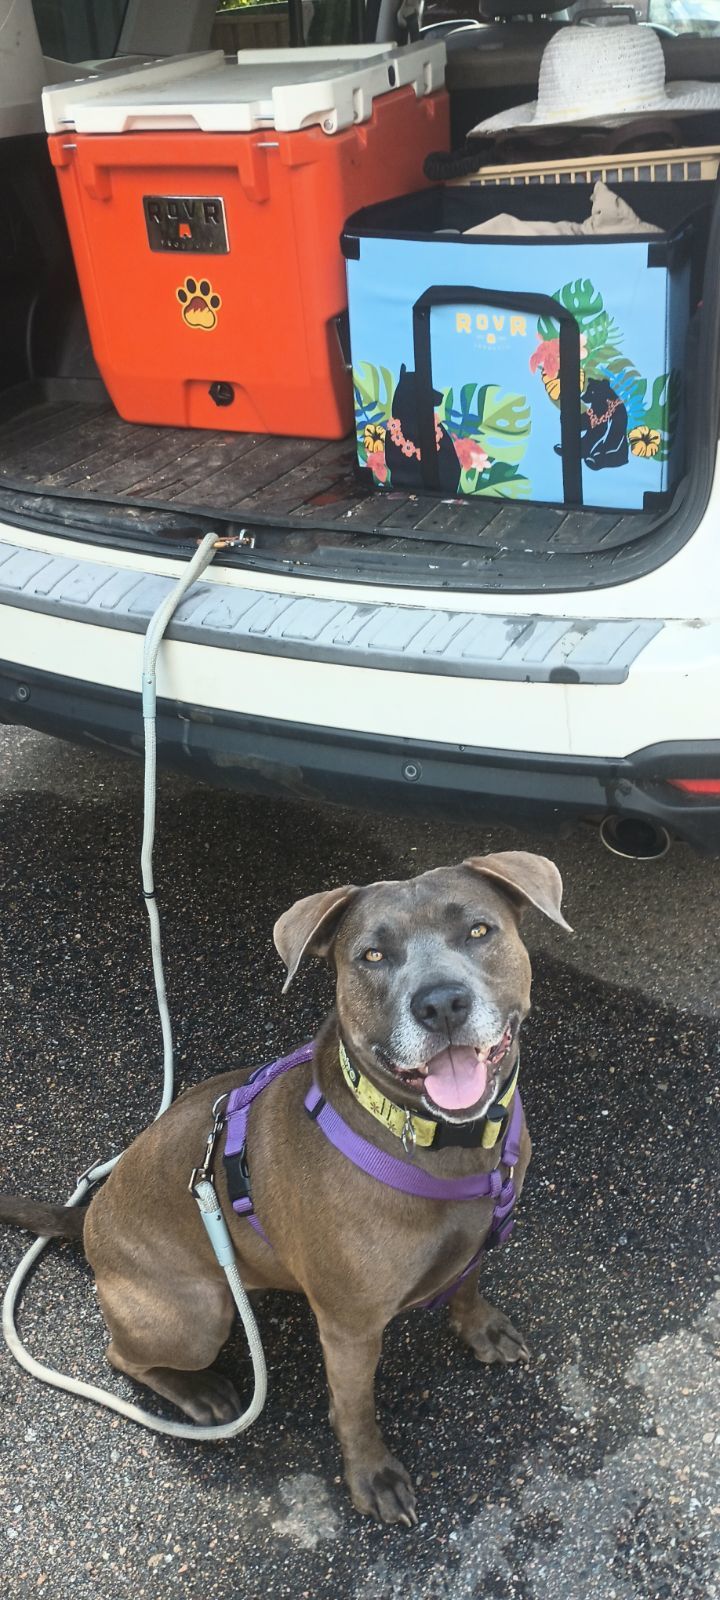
[[274, 885, 360, 992], [463, 851, 572, 932]]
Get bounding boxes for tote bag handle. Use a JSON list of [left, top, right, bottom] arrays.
[[412, 285, 583, 505]]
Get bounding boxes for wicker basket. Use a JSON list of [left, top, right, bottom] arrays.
[[211, 6, 291, 52], [451, 145, 720, 188]]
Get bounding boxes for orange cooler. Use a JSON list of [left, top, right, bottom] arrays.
[[43, 46, 448, 437]]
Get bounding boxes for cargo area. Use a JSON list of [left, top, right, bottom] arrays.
[[0, 299, 709, 595], [1, 27, 720, 594], [0, 390, 667, 582]]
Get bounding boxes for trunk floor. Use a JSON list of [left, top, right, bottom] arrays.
[[0, 398, 655, 557]]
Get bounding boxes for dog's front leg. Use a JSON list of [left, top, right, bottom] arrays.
[[315, 1316, 417, 1527], [448, 1270, 530, 1366]]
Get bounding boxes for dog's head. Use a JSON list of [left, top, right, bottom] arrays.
[[274, 854, 571, 1125], [582, 376, 615, 408], [392, 364, 444, 434]]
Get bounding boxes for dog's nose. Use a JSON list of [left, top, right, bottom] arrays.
[[410, 982, 472, 1033]]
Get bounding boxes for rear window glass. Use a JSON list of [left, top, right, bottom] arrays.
[[33, 0, 129, 64], [648, 0, 720, 34]]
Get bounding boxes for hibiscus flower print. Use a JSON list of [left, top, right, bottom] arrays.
[[369, 447, 388, 484], [628, 425, 661, 459], [453, 436, 489, 472], [530, 333, 588, 380]]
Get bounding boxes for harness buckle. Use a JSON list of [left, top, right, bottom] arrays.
[[401, 1112, 417, 1158]]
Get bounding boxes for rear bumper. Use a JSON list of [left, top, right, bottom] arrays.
[[3, 658, 720, 854]]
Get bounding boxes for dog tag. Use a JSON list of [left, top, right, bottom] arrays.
[[401, 1112, 416, 1158]]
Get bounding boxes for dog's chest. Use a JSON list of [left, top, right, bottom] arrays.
[[398, 1206, 493, 1311]]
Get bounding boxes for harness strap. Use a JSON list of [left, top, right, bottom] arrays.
[[419, 1092, 524, 1308], [500, 1088, 524, 1170], [303, 1080, 505, 1203], [222, 1042, 524, 1307], [224, 1044, 314, 1239], [225, 1043, 314, 1160]]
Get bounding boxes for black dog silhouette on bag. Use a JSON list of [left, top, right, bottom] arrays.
[[555, 376, 629, 472], [385, 365, 461, 494]]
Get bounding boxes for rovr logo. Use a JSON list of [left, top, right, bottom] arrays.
[[143, 195, 229, 254], [455, 311, 527, 344], [146, 198, 223, 229]]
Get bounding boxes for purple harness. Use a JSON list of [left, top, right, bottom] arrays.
[[223, 1043, 523, 1311]]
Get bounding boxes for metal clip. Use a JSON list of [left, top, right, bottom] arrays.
[[205, 529, 255, 551], [188, 1093, 229, 1195], [76, 1157, 103, 1190], [401, 1112, 417, 1158]]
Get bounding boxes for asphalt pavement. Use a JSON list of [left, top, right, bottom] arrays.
[[1, 726, 718, 1600]]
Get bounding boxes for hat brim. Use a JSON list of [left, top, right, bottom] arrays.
[[470, 79, 720, 136]]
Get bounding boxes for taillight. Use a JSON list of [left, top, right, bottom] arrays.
[[667, 778, 720, 795]]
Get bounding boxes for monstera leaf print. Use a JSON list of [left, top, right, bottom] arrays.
[[442, 384, 531, 455], [479, 389, 532, 466], [533, 278, 679, 469], [537, 279, 604, 342], [440, 383, 531, 495], [643, 371, 681, 437], [535, 280, 626, 401], [353, 362, 394, 429], [355, 367, 532, 497]]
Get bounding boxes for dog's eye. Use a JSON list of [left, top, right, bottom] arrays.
[[469, 923, 489, 940], [363, 948, 384, 963]]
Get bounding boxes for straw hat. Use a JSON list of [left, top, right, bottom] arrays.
[[471, 24, 720, 135]]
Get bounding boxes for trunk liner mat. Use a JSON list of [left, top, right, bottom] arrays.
[[0, 398, 656, 557]]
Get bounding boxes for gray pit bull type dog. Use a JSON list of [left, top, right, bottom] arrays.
[[0, 851, 570, 1525]]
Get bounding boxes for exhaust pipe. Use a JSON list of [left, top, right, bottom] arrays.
[[599, 813, 671, 861]]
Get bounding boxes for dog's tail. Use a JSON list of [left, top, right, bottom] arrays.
[[0, 1194, 86, 1241]]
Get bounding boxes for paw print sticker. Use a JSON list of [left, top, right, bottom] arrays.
[[176, 277, 221, 331]]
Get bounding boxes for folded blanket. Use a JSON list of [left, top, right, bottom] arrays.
[[462, 180, 662, 237]]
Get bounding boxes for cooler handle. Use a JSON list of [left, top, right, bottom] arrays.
[[412, 285, 583, 506]]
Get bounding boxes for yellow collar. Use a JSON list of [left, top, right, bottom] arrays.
[[338, 1039, 519, 1153]]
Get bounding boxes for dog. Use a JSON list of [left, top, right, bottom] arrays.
[[384, 364, 461, 495], [579, 377, 629, 471], [0, 851, 570, 1525]]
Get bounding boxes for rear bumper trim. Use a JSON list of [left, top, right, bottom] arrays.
[[0, 537, 662, 685]]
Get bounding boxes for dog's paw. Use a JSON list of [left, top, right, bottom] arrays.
[[348, 1455, 418, 1527], [175, 1370, 242, 1424], [453, 1304, 530, 1366]]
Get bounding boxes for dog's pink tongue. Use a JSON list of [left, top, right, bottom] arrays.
[[423, 1047, 488, 1111]]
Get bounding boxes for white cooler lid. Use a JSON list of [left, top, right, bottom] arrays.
[[42, 43, 445, 137]]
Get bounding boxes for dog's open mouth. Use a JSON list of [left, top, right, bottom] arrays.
[[395, 1023, 515, 1114]]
